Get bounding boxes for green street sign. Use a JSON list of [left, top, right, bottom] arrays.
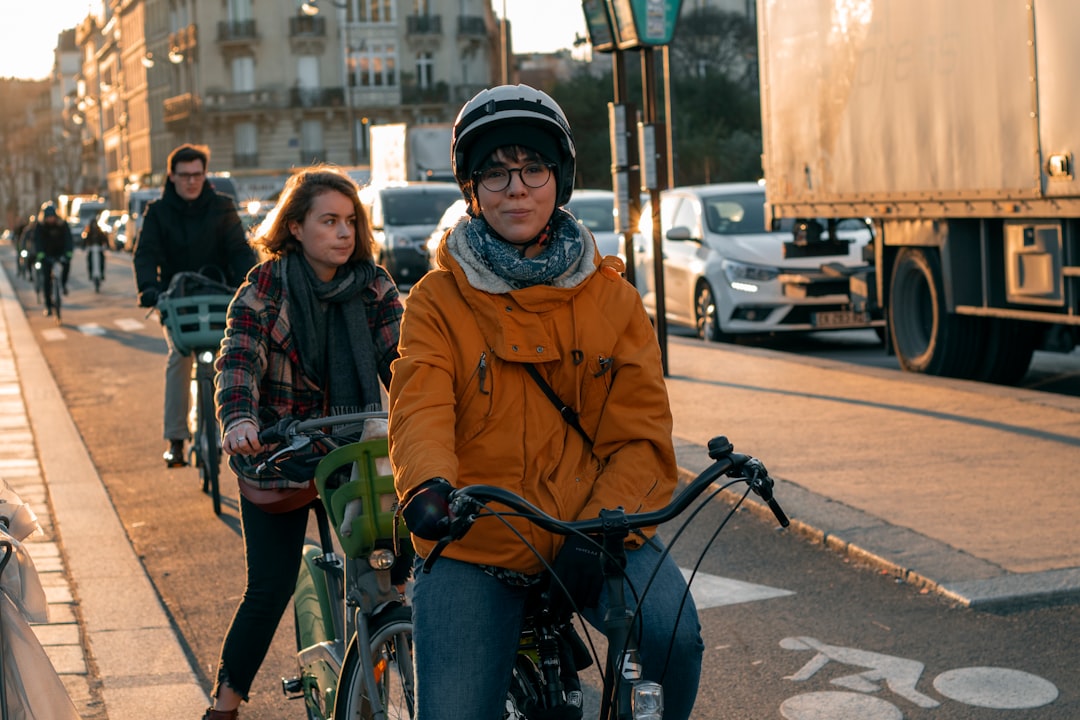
[[609, 0, 682, 49], [581, 0, 616, 53]]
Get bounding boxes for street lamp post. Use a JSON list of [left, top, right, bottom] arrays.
[[299, 0, 358, 165]]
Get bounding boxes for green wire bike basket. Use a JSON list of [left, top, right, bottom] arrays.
[[157, 293, 234, 356], [314, 438, 411, 558]]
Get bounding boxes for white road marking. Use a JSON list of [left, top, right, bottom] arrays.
[[933, 667, 1059, 709], [681, 568, 794, 609], [781, 636, 938, 708], [41, 329, 66, 342], [779, 637, 1060, 715], [115, 318, 145, 331], [780, 691, 903, 720], [78, 323, 106, 335]]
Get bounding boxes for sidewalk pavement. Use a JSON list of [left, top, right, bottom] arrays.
[[2, 253, 1080, 718]]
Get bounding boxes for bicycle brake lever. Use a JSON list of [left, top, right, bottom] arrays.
[[744, 458, 791, 528]]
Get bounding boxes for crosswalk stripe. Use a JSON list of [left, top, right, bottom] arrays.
[[41, 328, 66, 342], [114, 318, 145, 331], [78, 324, 106, 335]]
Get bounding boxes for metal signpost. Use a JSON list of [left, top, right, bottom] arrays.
[[580, 0, 682, 374]]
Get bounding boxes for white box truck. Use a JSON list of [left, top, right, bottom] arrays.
[[756, 0, 1080, 383], [369, 123, 454, 186]]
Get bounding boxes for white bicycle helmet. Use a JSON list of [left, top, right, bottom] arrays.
[[452, 84, 577, 210]]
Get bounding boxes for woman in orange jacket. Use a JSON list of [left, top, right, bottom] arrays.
[[391, 84, 703, 720]]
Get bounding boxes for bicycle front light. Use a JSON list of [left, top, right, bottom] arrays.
[[368, 548, 396, 571], [198, 350, 215, 364], [632, 681, 663, 720]]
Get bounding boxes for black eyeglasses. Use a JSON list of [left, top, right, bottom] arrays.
[[474, 163, 554, 193], [173, 171, 205, 182]]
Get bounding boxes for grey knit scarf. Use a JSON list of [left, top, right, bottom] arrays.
[[285, 253, 381, 414]]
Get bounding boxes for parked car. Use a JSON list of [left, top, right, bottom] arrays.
[[359, 182, 462, 285], [632, 182, 881, 341], [95, 210, 129, 250], [564, 188, 622, 257], [425, 198, 469, 265]]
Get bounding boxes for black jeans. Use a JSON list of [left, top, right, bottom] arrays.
[[211, 494, 312, 700]]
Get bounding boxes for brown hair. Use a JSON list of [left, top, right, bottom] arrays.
[[167, 143, 211, 174], [251, 165, 373, 263]]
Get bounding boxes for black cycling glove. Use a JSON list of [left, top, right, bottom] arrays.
[[138, 287, 160, 308], [401, 478, 453, 541], [549, 534, 603, 618]]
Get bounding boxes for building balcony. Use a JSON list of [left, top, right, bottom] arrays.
[[289, 87, 345, 108], [457, 15, 488, 38], [218, 19, 258, 45], [406, 14, 442, 36], [163, 93, 201, 127], [81, 136, 99, 159], [453, 83, 489, 104], [203, 89, 284, 113], [299, 149, 327, 164], [233, 153, 259, 169], [289, 15, 326, 37], [170, 25, 198, 55], [401, 82, 449, 105]]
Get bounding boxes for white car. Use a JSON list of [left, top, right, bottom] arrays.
[[564, 189, 622, 257], [359, 182, 463, 285], [632, 182, 882, 341], [425, 198, 469, 264]]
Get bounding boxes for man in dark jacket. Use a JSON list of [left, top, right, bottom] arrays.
[[32, 202, 74, 316], [133, 143, 256, 467]]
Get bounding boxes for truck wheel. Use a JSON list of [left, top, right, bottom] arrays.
[[975, 318, 1039, 385], [888, 247, 982, 378]]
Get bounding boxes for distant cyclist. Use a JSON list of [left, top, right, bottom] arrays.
[[32, 203, 73, 316], [83, 210, 109, 281], [133, 143, 255, 467]]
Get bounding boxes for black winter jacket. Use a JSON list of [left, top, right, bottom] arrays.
[[33, 220, 74, 259], [133, 179, 255, 295]]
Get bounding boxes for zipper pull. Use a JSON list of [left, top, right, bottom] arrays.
[[478, 352, 489, 395]]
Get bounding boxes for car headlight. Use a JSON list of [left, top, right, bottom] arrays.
[[385, 232, 420, 251], [721, 258, 779, 292]]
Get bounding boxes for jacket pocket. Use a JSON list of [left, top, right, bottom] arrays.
[[459, 351, 495, 444]]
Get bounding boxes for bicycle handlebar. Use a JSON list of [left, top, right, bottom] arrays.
[[435, 436, 789, 557], [257, 410, 388, 445]]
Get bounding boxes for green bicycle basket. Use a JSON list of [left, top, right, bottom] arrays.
[[314, 438, 411, 558], [157, 293, 233, 356]]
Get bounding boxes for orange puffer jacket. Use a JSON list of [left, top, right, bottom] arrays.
[[389, 224, 677, 574]]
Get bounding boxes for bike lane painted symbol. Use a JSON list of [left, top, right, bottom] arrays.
[[778, 636, 1059, 719]]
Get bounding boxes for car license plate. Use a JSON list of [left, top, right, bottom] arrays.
[[812, 310, 870, 327]]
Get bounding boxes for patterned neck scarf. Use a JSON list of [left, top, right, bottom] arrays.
[[463, 209, 584, 290]]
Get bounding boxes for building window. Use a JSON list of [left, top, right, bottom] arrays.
[[416, 52, 433, 89], [349, 41, 397, 88], [234, 122, 258, 167], [358, 0, 395, 23], [231, 56, 255, 92], [228, 0, 254, 21], [298, 55, 320, 89], [301, 119, 325, 162]]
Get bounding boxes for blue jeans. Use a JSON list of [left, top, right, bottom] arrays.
[[411, 539, 704, 720]]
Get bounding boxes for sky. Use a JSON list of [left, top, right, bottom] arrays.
[[0, 0, 587, 81]]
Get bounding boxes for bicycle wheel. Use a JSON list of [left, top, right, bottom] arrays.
[[51, 266, 62, 325], [335, 605, 416, 720], [197, 370, 222, 515]]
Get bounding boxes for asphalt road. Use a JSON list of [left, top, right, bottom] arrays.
[[5, 248, 1078, 719]]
